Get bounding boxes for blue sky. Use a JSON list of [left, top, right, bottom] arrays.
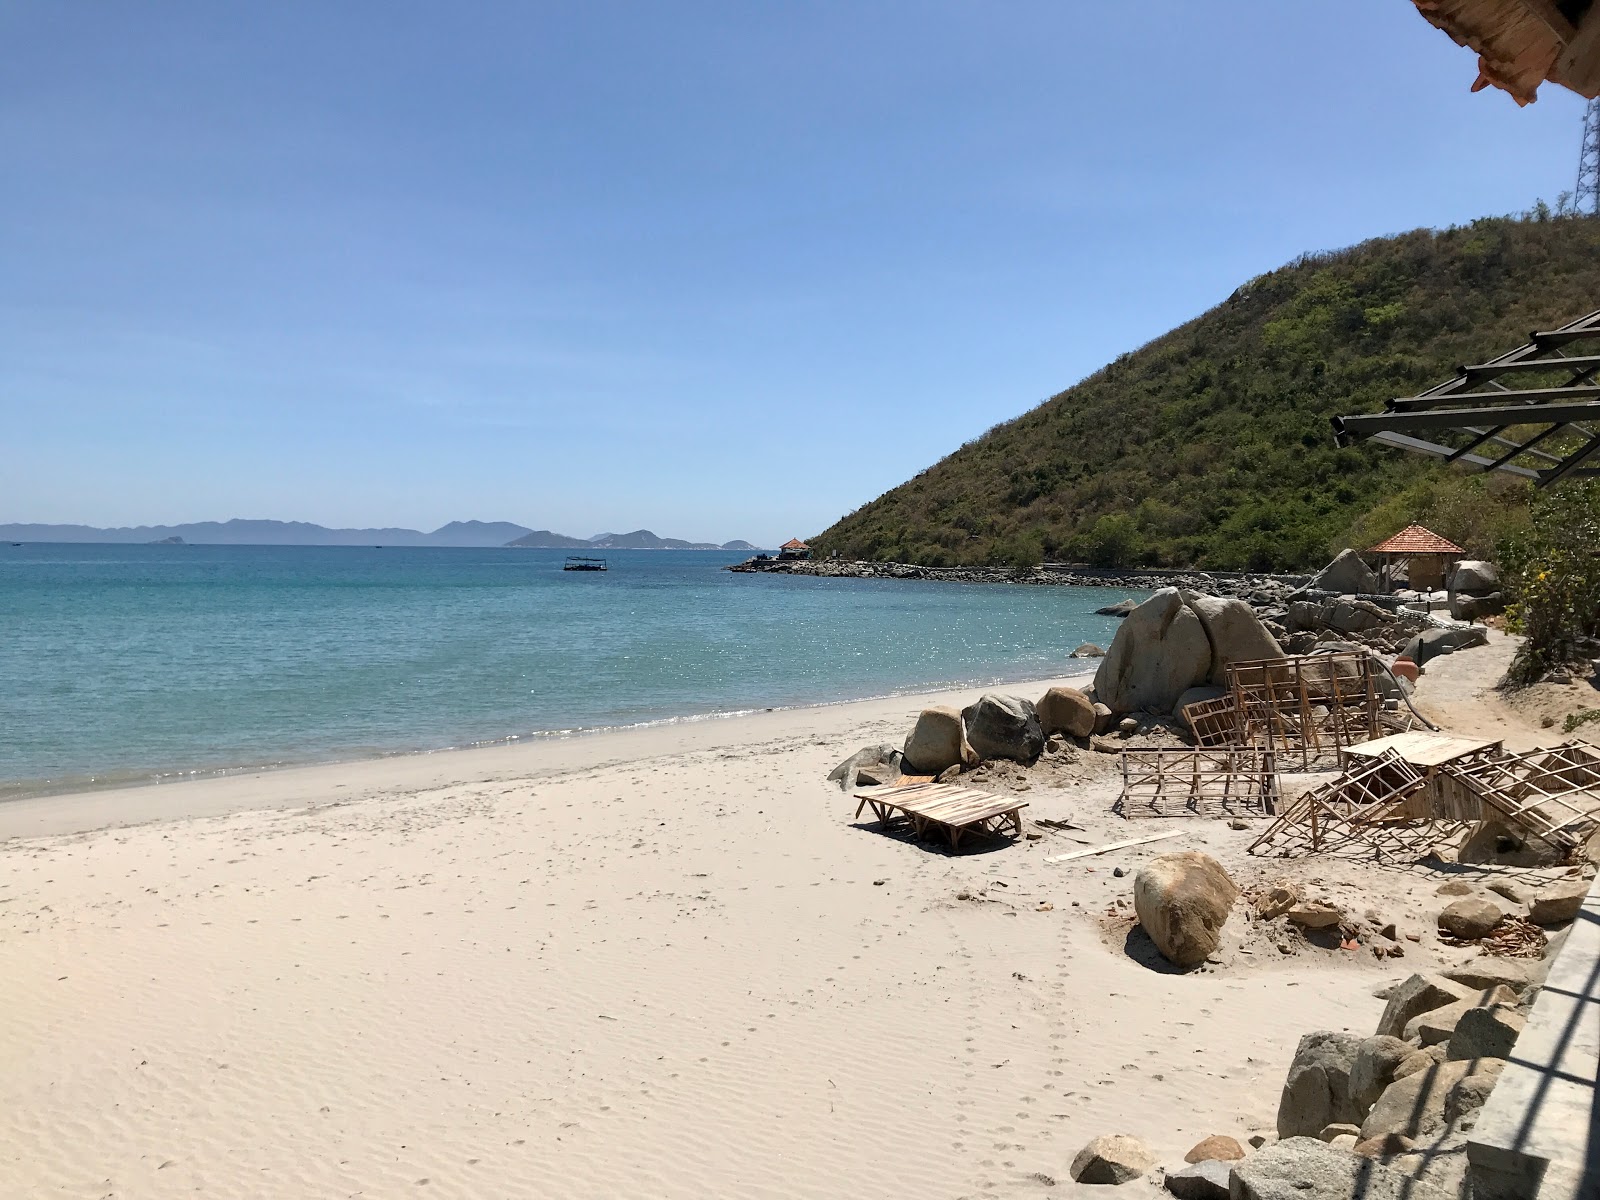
[[1, 2, 1589, 545]]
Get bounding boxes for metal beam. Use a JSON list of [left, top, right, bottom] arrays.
[[1361, 431, 1542, 479], [1339, 401, 1600, 434], [1460, 353, 1600, 382], [1389, 385, 1600, 412]]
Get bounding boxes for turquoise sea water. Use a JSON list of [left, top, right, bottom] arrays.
[[0, 544, 1140, 800]]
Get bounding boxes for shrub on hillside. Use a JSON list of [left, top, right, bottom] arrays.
[[1499, 481, 1600, 688]]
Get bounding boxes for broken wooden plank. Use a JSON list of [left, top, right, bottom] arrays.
[[1044, 830, 1182, 864]]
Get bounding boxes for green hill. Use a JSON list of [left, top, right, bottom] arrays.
[[810, 214, 1600, 572]]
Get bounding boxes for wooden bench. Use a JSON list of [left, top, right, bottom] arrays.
[[853, 781, 1028, 850]]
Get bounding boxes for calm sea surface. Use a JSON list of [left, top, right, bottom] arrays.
[[0, 544, 1142, 800]]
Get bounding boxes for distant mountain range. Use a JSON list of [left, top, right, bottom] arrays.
[[1, 519, 765, 550]]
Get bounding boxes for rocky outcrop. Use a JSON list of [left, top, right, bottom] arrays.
[[1183, 593, 1286, 685], [1375, 974, 1476, 1039], [1133, 852, 1239, 968], [1350, 1035, 1413, 1112], [827, 745, 902, 791], [1307, 549, 1378, 596], [1093, 588, 1213, 714], [1097, 598, 1140, 616], [1276, 1031, 1364, 1138], [1448, 560, 1505, 620], [1068, 1134, 1158, 1184], [901, 707, 975, 775], [1360, 1058, 1505, 1141], [1071, 642, 1106, 657], [960, 693, 1043, 763], [1234, 1136, 1458, 1200], [1035, 686, 1096, 738]]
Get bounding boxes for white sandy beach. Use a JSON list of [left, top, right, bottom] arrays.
[[0, 655, 1554, 1199]]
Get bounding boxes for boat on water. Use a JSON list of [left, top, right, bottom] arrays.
[[563, 555, 608, 572]]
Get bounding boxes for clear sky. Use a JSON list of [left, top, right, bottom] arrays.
[[1, 2, 1589, 545]]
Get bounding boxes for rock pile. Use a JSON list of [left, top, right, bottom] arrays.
[[1447, 560, 1504, 621]]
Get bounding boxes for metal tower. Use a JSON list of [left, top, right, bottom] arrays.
[[1580, 96, 1600, 215]]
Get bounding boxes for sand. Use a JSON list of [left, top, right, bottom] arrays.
[[0, 660, 1565, 1198]]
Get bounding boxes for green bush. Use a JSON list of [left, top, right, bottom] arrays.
[[1499, 481, 1600, 687]]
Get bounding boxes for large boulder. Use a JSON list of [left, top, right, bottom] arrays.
[[1440, 958, 1544, 995], [1405, 985, 1520, 1045], [1308, 549, 1378, 596], [827, 745, 902, 791], [1321, 598, 1392, 635], [1068, 1134, 1157, 1184], [1529, 878, 1590, 925], [1230, 1137, 1456, 1200], [1437, 896, 1506, 940], [960, 693, 1043, 763], [1133, 851, 1239, 968], [1400, 625, 1489, 668], [1183, 1135, 1245, 1163], [1361, 1059, 1505, 1141], [1093, 588, 1213, 714], [1276, 1031, 1364, 1138], [900, 707, 975, 775], [1350, 1035, 1414, 1112], [1374, 973, 1476, 1039], [1450, 591, 1505, 621], [1036, 686, 1096, 738], [1450, 560, 1499, 595], [1182, 593, 1286, 685], [1446, 1004, 1525, 1061], [1163, 1159, 1231, 1200]]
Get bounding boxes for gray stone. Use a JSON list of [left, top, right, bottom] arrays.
[[1395, 1047, 1445, 1081], [901, 706, 976, 775], [1162, 1159, 1230, 1200], [1361, 1059, 1505, 1141], [1133, 851, 1239, 969], [1184, 1135, 1245, 1163], [827, 745, 901, 791], [1096, 598, 1139, 617], [1230, 1136, 1456, 1200], [1441, 958, 1543, 995], [1350, 1036, 1414, 1112], [1174, 685, 1227, 726], [1092, 588, 1213, 714], [1400, 625, 1489, 667], [1071, 642, 1106, 657], [1446, 1005, 1525, 1062], [1319, 1123, 1362, 1142], [1322, 598, 1390, 635], [1308, 549, 1379, 596], [1405, 986, 1520, 1045], [1036, 686, 1096, 738], [1092, 702, 1114, 735], [1182, 592, 1286, 686], [1437, 896, 1505, 939], [1068, 1133, 1157, 1184], [960, 693, 1043, 764], [1529, 879, 1589, 926], [1374, 973, 1476, 1039], [1275, 1030, 1364, 1138], [1285, 600, 1324, 632], [1284, 900, 1343, 929], [1450, 560, 1499, 595], [1451, 591, 1505, 621]]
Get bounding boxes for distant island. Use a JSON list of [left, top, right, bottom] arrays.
[[1, 518, 766, 550]]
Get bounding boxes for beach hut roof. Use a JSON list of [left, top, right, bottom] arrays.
[[781, 538, 809, 551], [1408, 0, 1600, 104], [1366, 525, 1466, 556]]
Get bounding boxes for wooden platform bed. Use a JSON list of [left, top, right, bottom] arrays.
[[853, 781, 1028, 850]]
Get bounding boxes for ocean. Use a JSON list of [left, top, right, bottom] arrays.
[[0, 544, 1139, 800]]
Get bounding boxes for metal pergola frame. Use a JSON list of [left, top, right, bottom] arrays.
[[1333, 308, 1600, 486]]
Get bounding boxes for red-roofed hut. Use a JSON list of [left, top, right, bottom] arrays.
[[1366, 525, 1466, 591], [779, 537, 811, 561]]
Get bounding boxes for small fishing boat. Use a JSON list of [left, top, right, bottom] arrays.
[[563, 555, 608, 572]]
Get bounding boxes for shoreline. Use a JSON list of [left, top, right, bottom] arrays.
[[729, 557, 1308, 597], [0, 668, 1095, 841]]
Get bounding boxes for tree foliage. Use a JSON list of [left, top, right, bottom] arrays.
[[1499, 482, 1600, 688], [809, 215, 1600, 569]]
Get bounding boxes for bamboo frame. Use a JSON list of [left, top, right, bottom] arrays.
[[1440, 741, 1600, 857], [1227, 652, 1383, 770], [1249, 749, 1434, 860], [1183, 693, 1242, 748], [1115, 745, 1280, 819]]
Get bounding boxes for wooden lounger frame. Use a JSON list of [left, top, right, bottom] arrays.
[[853, 781, 1027, 850], [1182, 693, 1242, 749], [1115, 745, 1280, 819]]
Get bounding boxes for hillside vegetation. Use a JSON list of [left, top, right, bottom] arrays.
[[810, 215, 1600, 571]]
